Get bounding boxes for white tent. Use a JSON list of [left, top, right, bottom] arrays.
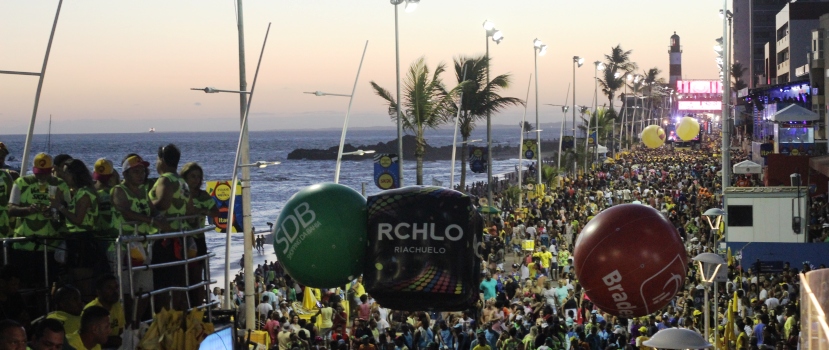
[[733, 160, 762, 174], [591, 144, 608, 154], [771, 104, 819, 122]]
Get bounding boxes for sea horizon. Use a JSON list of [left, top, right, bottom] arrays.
[[0, 121, 571, 137]]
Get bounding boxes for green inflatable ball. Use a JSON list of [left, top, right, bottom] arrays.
[[273, 183, 367, 288]]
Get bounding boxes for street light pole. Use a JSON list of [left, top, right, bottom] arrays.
[[721, 3, 731, 193], [232, 0, 258, 330], [694, 252, 726, 350], [450, 65, 468, 190], [533, 39, 547, 187], [393, 2, 403, 187], [391, 0, 417, 187], [192, 4, 271, 327], [306, 41, 369, 184], [517, 75, 532, 209], [584, 61, 604, 173], [483, 20, 502, 209], [572, 56, 583, 175]]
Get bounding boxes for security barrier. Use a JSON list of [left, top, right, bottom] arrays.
[[115, 216, 217, 323]]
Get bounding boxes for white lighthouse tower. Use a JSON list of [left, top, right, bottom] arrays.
[[669, 32, 682, 88]]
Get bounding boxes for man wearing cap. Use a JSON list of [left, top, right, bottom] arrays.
[[634, 326, 650, 349], [278, 323, 294, 350], [7, 152, 70, 287], [92, 158, 117, 267]]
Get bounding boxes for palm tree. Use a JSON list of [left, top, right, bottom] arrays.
[[370, 56, 456, 185], [605, 45, 636, 72], [731, 62, 748, 92], [626, 77, 647, 143], [597, 68, 625, 120], [579, 107, 614, 163], [519, 121, 534, 133], [578, 108, 614, 144], [598, 45, 637, 141], [450, 55, 524, 190], [642, 67, 664, 125]]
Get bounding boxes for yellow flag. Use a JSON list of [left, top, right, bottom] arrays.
[[727, 247, 733, 267], [303, 286, 319, 310]]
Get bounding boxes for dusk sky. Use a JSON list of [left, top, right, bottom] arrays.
[[1, 1, 725, 134]]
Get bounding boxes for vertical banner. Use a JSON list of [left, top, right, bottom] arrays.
[[374, 154, 400, 190], [469, 147, 488, 173], [588, 131, 597, 145], [206, 180, 243, 233], [522, 140, 538, 160]]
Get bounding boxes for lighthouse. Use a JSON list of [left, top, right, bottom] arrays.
[[669, 32, 682, 88]]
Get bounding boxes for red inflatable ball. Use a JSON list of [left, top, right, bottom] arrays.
[[574, 204, 687, 318]]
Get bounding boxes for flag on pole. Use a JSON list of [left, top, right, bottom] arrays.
[[727, 247, 733, 267]]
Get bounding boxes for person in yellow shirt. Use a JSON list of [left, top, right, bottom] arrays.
[[532, 246, 553, 276], [66, 306, 110, 350], [635, 326, 653, 350], [46, 286, 83, 334], [83, 274, 124, 349], [472, 332, 491, 350], [349, 276, 365, 319], [528, 256, 546, 281], [736, 319, 748, 350]]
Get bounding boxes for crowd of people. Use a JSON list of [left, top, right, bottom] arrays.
[[234, 139, 821, 350], [0, 132, 824, 350], [0, 142, 218, 349]]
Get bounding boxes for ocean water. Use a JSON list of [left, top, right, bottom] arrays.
[[0, 125, 537, 287]]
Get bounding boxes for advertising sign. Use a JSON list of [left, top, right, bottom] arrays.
[[676, 80, 723, 94], [469, 147, 488, 173], [206, 180, 243, 233], [365, 186, 483, 311], [373, 154, 400, 190], [522, 140, 538, 160], [678, 101, 723, 111]]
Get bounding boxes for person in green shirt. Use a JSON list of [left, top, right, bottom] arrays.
[[112, 154, 168, 324], [181, 162, 218, 308], [7, 152, 70, 289], [59, 159, 106, 297], [149, 144, 190, 311], [0, 142, 15, 240], [92, 158, 118, 267]]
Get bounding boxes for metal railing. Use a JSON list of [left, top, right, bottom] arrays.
[[0, 215, 221, 327], [115, 215, 217, 323], [1, 235, 57, 313]]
